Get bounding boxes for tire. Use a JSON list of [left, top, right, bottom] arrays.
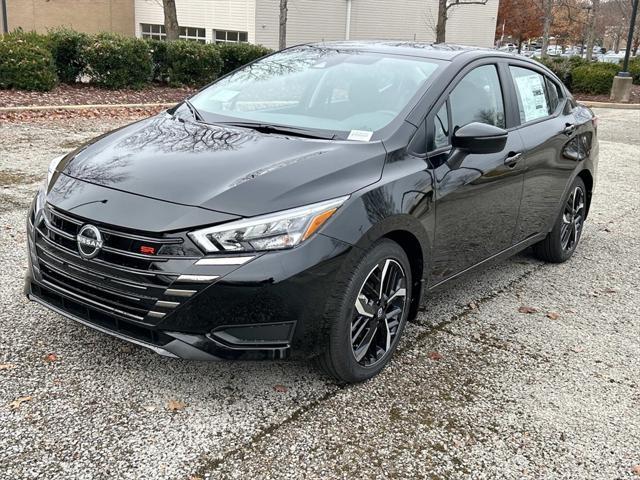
[[533, 177, 587, 263], [317, 239, 412, 383]]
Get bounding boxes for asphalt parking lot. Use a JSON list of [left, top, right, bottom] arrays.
[[0, 108, 638, 480]]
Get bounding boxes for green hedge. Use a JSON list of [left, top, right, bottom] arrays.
[[82, 33, 153, 89], [48, 28, 90, 84], [571, 62, 620, 94], [0, 37, 57, 91], [165, 41, 222, 86], [1, 28, 272, 91], [628, 58, 640, 85], [216, 43, 272, 76], [536, 56, 588, 89]]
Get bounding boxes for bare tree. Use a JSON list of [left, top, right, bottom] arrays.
[[435, 0, 489, 43], [279, 0, 288, 50], [585, 0, 600, 60], [540, 0, 553, 56], [163, 0, 179, 40]]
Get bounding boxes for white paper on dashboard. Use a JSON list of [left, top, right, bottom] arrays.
[[347, 130, 373, 142]]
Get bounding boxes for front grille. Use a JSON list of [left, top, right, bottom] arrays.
[[31, 282, 172, 346], [32, 203, 204, 323]]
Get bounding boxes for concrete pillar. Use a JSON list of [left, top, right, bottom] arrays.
[[610, 75, 633, 103]]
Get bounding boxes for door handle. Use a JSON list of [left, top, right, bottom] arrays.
[[504, 152, 522, 168], [563, 123, 577, 135]]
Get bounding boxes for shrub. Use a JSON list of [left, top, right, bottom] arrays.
[[216, 43, 272, 76], [82, 33, 152, 89], [146, 39, 170, 83], [536, 56, 587, 89], [571, 62, 619, 94], [627, 58, 640, 85], [47, 28, 90, 83], [0, 37, 58, 91], [165, 41, 222, 86]]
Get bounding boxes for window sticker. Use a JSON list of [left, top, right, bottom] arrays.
[[347, 130, 373, 142], [514, 74, 548, 122]]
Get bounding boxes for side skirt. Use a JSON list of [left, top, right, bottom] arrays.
[[426, 233, 547, 292]]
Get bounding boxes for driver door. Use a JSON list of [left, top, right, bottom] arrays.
[[428, 63, 525, 285]]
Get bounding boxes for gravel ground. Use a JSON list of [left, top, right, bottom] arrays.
[[0, 109, 638, 479]]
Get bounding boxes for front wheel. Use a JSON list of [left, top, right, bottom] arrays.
[[317, 239, 412, 383], [534, 177, 587, 263]]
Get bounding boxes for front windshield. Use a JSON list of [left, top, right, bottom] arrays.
[[190, 47, 443, 134]]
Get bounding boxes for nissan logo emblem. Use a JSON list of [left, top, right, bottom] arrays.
[[76, 224, 104, 260]]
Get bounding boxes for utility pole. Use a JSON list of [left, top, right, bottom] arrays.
[[610, 0, 639, 101]]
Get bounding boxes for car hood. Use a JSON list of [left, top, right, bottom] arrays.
[[58, 113, 387, 217]]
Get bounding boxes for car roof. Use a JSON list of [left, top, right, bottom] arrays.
[[302, 41, 514, 61]]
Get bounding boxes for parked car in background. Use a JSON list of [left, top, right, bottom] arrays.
[[25, 42, 599, 383]]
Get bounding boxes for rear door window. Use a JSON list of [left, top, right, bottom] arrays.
[[509, 66, 555, 123]]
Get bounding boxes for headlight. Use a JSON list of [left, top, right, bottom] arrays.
[[46, 155, 65, 191], [189, 196, 349, 253]]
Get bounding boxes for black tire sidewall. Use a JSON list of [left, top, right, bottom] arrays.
[[325, 239, 412, 383], [548, 177, 587, 262]]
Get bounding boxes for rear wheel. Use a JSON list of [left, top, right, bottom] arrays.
[[534, 177, 587, 263], [317, 239, 412, 383]]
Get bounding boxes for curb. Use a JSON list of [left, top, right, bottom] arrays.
[[0, 102, 176, 113], [576, 100, 640, 109]]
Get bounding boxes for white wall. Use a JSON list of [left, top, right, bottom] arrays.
[[134, 0, 499, 49], [135, 0, 256, 43], [255, 0, 497, 50]]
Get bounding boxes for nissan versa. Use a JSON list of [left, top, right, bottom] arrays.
[[25, 42, 598, 383]]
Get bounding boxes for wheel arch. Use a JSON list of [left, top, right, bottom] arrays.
[[577, 169, 594, 218], [383, 229, 425, 322]]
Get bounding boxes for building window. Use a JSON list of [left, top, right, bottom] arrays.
[[141, 24, 206, 43], [214, 30, 248, 44], [141, 23, 166, 41], [180, 27, 206, 43]]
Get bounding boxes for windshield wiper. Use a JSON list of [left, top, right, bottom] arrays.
[[216, 121, 335, 140], [183, 99, 204, 122]]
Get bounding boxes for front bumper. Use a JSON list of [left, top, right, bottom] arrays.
[[25, 193, 355, 361]]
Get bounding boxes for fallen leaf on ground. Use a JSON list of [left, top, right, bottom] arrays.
[[0, 363, 15, 370], [43, 353, 58, 363], [188, 475, 204, 480], [273, 385, 288, 393], [468, 302, 478, 310], [546, 312, 561, 320], [518, 306, 538, 314], [9, 396, 32, 410], [166, 399, 187, 412], [428, 351, 443, 361], [632, 465, 640, 476]]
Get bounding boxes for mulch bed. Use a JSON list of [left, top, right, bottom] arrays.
[[575, 84, 640, 104], [0, 106, 166, 124], [0, 84, 197, 108]]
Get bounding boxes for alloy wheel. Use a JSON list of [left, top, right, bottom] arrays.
[[561, 185, 585, 252], [350, 259, 408, 367]]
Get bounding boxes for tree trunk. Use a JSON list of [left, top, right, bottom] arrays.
[[162, 0, 179, 41], [540, 0, 552, 57], [279, 0, 288, 50], [436, 0, 447, 43], [585, 0, 599, 61]]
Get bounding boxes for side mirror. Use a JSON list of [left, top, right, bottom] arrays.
[[451, 122, 508, 154]]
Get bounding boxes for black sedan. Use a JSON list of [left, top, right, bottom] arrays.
[[25, 42, 598, 383]]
